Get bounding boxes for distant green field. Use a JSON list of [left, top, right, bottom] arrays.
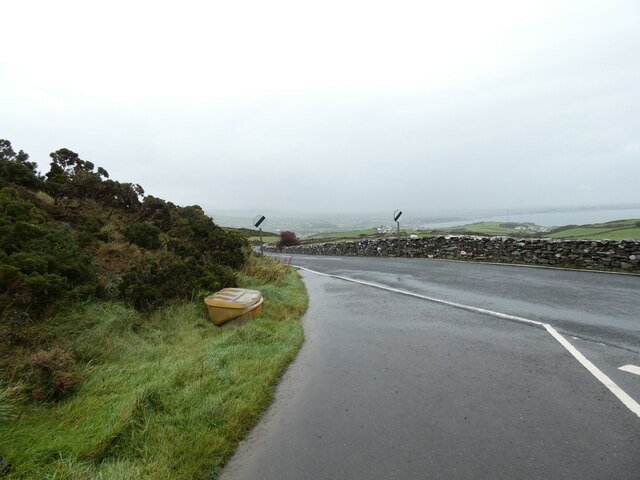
[[295, 219, 640, 243], [303, 228, 389, 244], [301, 222, 535, 243], [450, 221, 540, 236], [306, 228, 380, 239], [545, 219, 640, 240], [429, 219, 640, 240], [248, 235, 280, 245]]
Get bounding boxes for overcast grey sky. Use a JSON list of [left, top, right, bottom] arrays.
[[1, 0, 639, 216]]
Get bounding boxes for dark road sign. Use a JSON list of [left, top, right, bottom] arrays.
[[254, 215, 266, 228]]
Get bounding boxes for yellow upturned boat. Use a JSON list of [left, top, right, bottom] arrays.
[[204, 288, 263, 326]]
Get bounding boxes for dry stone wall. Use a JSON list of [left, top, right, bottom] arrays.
[[281, 236, 640, 272]]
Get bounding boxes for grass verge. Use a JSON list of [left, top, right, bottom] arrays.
[[0, 257, 307, 479]]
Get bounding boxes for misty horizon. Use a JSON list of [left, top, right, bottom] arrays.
[[209, 202, 640, 220], [2, 1, 639, 216]]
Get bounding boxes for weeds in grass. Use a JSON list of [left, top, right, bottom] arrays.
[[24, 348, 81, 401]]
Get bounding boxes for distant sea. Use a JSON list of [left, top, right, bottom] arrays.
[[423, 207, 640, 229]]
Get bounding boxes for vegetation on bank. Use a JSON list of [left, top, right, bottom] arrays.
[[0, 139, 247, 322], [0, 256, 307, 479], [0, 139, 309, 478]]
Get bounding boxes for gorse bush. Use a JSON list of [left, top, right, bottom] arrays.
[[0, 187, 96, 317], [0, 139, 249, 320], [119, 254, 237, 311], [123, 222, 162, 250], [0, 139, 44, 191], [0, 139, 250, 401]]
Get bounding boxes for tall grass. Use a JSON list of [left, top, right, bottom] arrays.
[[240, 255, 289, 284], [0, 259, 307, 479]]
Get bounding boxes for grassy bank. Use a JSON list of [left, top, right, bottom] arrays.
[[0, 257, 307, 479]]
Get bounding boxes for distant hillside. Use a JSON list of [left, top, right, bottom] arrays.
[[230, 227, 279, 237], [544, 219, 640, 240], [447, 221, 550, 236], [295, 219, 640, 245]]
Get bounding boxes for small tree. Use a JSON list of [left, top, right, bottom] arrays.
[[0, 139, 44, 189], [277, 231, 300, 250]]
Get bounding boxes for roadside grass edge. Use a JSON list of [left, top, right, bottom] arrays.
[[0, 257, 308, 479]]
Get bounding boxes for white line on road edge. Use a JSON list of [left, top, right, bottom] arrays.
[[294, 265, 640, 419], [619, 365, 640, 376], [296, 266, 545, 327]]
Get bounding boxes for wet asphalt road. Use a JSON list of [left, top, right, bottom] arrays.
[[221, 257, 640, 480]]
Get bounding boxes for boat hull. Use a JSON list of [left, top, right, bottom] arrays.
[[205, 295, 264, 326]]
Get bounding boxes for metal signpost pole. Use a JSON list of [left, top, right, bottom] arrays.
[[253, 215, 266, 256], [393, 209, 402, 257], [259, 228, 263, 256]]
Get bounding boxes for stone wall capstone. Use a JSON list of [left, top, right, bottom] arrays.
[[279, 236, 640, 272]]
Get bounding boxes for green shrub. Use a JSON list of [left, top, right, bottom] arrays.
[[138, 195, 172, 231], [206, 228, 249, 268], [0, 139, 44, 190], [123, 222, 162, 250], [119, 254, 237, 311], [166, 237, 199, 258], [0, 187, 96, 317], [0, 142, 251, 319], [0, 187, 45, 225]]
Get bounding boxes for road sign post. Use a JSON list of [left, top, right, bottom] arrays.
[[253, 215, 266, 256], [394, 209, 402, 257]]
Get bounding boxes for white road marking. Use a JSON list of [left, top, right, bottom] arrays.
[[294, 265, 640, 419], [619, 365, 640, 376], [545, 326, 640, 418], [294, 266, 545, 327]]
